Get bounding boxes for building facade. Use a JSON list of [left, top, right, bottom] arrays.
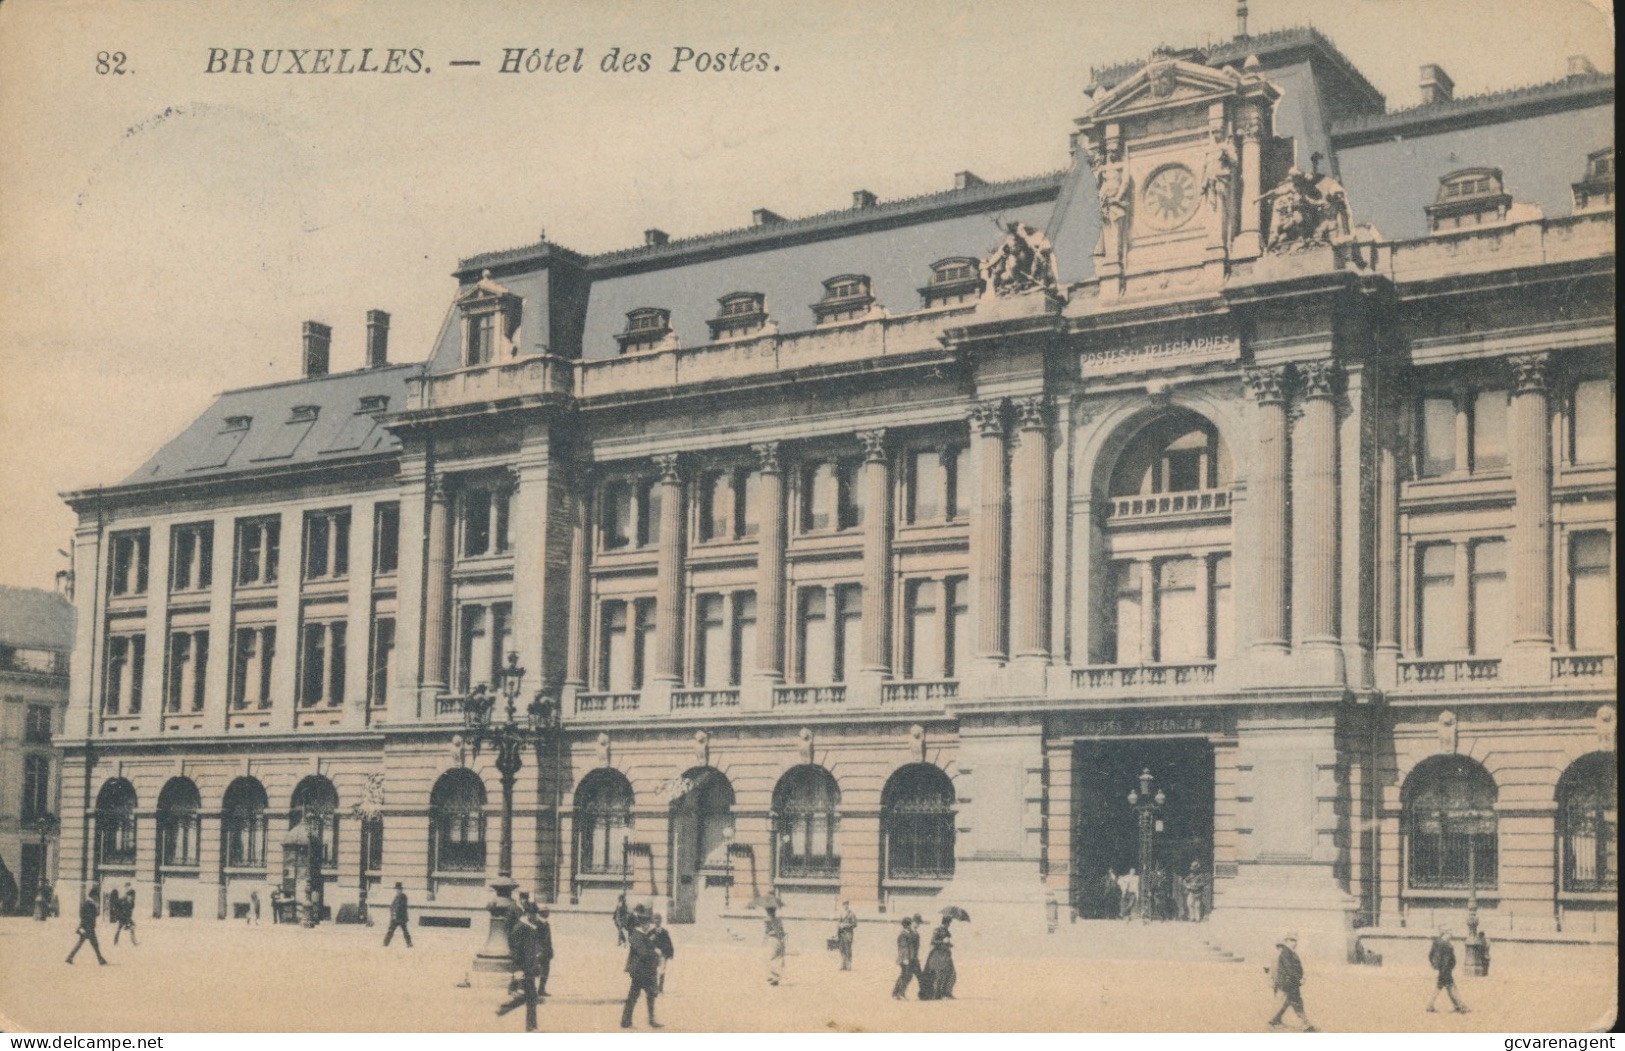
[[0, 585, 74, 914], [59, 29, 1615, 952]]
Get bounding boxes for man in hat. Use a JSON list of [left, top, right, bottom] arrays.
[[620, 908, 664, 1028], [1427, 927, 1470, 1014], [892, 915, 921, 999], [497, 901, 544, 1031], [65, 887, 108, 965], [764, 904, 787, 985], [1182, 861, 1208, 922], [648, 912, 675, 993], [835, 901, 857, 971], [113, 882, 138, 945], [534, 905, 555, 997], [1265, 933, 1316, 1031], [384, 882, 412, 948]]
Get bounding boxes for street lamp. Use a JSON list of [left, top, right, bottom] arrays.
[[32, 811, 59, 920], [459, 652, 558, 973], [1126, 768, 1166, 923]]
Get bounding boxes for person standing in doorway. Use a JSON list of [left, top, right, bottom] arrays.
[[1426, 928, 1470, 1014], [65, 889, 107, 965], [383, 882, 413, 948], [1265, 933, 1317, 1031], [891, 916, 921, 999], [620, 911, 664, 1029], [113, 883, 138, 946], [764, 904, 787, 986], [835, 901, 857, 971], [1182, 861, 1208, 922]]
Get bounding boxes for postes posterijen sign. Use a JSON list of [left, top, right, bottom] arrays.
[[1080, 333, 1240, 377]]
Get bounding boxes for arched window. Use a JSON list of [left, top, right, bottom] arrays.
[[882, 764, 956, 880], [430, 769, 486, 873], [774, 765, 841, 879], [1107, 410, 1230, 498], [156, 778, 202, 868], [575, 770, 634, 875], [1404, 756, 1497, 891], [222, 778, 268, 867], [290, 775, 340, 867], [1558, 753, 1617, 893], [94, 779, 137, 867]]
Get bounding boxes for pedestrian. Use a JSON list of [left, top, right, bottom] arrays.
[[384, 881, 413, 948], [835, 900, 857, 971], [496, 902, 544, 1031], [920, 916, 957, 1000], [1265, 932, 1317, 1031], [113, 883, 138, 946], [34, 882, 51, 921], [648, 912, 675, 994], [891, 916, 921, 999], [65, 888, 107, 966], [612, 892, 631, 946], [764, 904, 787, 986], [1426, 928, 1470, 1014], [250, 889, 261, 925], [1182, 861, 1208, 922], [620, 911, 664, 1029], [1118, 867, 1139, 920], [535, 906, 555, 997]]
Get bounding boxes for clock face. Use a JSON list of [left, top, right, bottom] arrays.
[[1143, 164, 1199, 230]]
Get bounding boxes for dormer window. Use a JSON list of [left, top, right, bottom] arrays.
[[457, 270, 522, 366], [1573, 147, 1615, 213], [707, 292, 768, 340], [812, 275, 874, 325], [615, 307, 673, 354], [1427, 168, 1512, 232], [920, 256, 983, 308]]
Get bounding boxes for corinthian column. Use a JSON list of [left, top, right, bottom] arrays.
[[970, 400, 1009, 664], [1508, 353, 1554, 664], [1234, 107, 1264, 259], [563, 468, 591, 691], [752, 441, 787, 683], [1292, 361, 1340, 653], [1010, 395, 1051, 662], [858, 430, 892, 679], [422, 475, 452, 688], [653, 453, 685, 684], [1244, 367, 1290, 654]]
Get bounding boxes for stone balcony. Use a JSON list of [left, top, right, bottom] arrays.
[[1072, 663, 1217, 692], [405, 353, 574, 413], [1397, 658, 1501, 685], [1102, 489, 1230, 524], [881, 679, 959, 704], [1552, 654, 1616, 680], [670, 687, 741, 711], [1381, 210, 1615, 284], [773, 684, 846, 707], [574, 691, 642, 716]]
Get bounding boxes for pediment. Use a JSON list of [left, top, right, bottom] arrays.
[[1086, 59, 1249, 122], [456, 269, 518, 308]]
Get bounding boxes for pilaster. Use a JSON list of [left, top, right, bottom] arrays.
[[652, 453, 685, 684], [855, 429, 891, 705], [751, 442, 787, 704], [1242, 367, 1290, 673], [1505, 352, 1554, 682], [1009, 395, 1052, 676], [969, 400, 1009, 672], [1291, 360, 1344, 684]]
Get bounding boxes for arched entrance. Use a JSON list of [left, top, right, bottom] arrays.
[[667, 767, 734, 923]]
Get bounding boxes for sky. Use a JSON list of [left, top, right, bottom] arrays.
[[0, 0, 1613, 591]]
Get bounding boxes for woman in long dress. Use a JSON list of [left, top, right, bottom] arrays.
[[920, 918, 956, 1000]]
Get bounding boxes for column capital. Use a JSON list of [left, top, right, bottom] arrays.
[[1236, 104, 1265, 141], [1243, 365, 1289, 405], [1296, 360, 1340, 400], [1012, 394, 1048, 431], [653, 452, 683, 485], [1508, 352, 1551, 394], [969, 399, 1007, 437], [751, 440, 783, 475], [856, 429, 888, 463], [429, 474, 450, 504]]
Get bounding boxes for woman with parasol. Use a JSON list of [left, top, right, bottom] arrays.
[[920, 906, 968, 999]]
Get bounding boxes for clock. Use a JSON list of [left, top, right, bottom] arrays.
[[1142, 164, 1199, 231]]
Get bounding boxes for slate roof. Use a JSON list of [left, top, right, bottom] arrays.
[[120, 363, 421, 486], [0, 585, 74, 652], [1330, 71, 1614, 143]]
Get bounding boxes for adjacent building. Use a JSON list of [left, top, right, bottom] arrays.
[[1, 585, 74, 913], [58, 26, 1615, 954]]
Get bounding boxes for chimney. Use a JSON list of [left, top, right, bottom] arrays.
[[1235, 0, 1249, 40], [302, 321, 331, 378], [852, 189, 877, 209], [1419, 64, 1455, 105], [365, 310, 390, 368], [1567, 55, 1597, 77], [644, 228, 669, 246], [954, 171, 986, 190], [751, 208, 785, 227]]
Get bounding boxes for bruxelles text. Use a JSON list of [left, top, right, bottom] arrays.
[[202, 47, 774, 75]]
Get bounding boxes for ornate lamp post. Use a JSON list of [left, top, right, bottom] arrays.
[[1127, 768, 1166, 923], [32, 810, 60, 920], [460, 653, 558, 973]]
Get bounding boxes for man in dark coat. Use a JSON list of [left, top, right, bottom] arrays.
[[891, 916, 921, 999], [620, 911, 664, 1029], [535, 906, 555, 997], [648, 913, 675, 993], [497, 902, 544, 1031], [612, 893, 631, 946], [1265, 933, 1316, 1031], [65, 889, 107, 965], [383, 882, 413, 947], [835, 901, 858, 971], [1426, 928, 1470, 1014], [113, 883, 138, 946]]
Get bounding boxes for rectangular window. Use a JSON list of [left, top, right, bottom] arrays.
[[798, 587, 829, 683], [1155, 557, 1203, 662], [909, 451, 945, 524], [104, 634, 145, 715], [467, 313, 494, 366], [637, 480, 662, 548], [373, 503, 400, 575], [1470, 390, 1509, 473], [603, 482, 634, 550], [702, 473, 732, 542], [803, 464, 837, 532], [303, 509, 351, 580], [837, 461, 863, 530], [904, 579, 941, 679], [165, 630, 209, 713], [732, 591, 757, 686], [948, 448, 971, 521], [1569, 532, 1613, 651], [737, 470, 760, 538], [236, 518, 280, 586], [633, 599, 656, 688], [231, 626, 276, 710], [834, 584, 862, 682], [944, 576, 969, 678], [1417, 543, 1458, 657], [108, 530, 150, 596], [460, 486, 511, 558], [1572, 379, 1615, 465], [1468, 540, 1508, 655], [299, 621, 346, 707], [600, 601, 629, 691], [25, 703, 52, 743], [369, 618, 395, 706], [170, 523, 213, 592], [1419, 396, 1457, 478], [1112, 560, 1144, 665], [1210, 554, 1234, 660], [695, 594, 728, 687], [21, 754, 50, 823]]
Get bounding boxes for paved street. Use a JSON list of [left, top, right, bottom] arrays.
[[0, 913, 1614, 1033]]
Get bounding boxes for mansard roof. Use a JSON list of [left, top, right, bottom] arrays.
[[1330, 69, 1614, 145], [0, 585, 74, 652]]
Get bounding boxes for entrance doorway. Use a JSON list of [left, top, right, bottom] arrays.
[[668, 768, 734, 923], [1071, 738, 1214, 919], [19, 843, 44, 915]]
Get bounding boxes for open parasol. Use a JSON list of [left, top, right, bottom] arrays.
[[940, 905, 971, 922]]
